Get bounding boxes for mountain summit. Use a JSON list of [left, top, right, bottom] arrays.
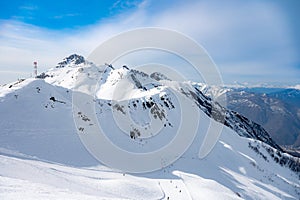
[[0, 54, 299, 199], [56, 54, 87, 68]]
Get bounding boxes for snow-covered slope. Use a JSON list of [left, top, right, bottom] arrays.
[[0, 54, 299, 199], [196, 83, 300, 148]]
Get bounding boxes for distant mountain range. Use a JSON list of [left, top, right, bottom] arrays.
[[197, 84, 300, 149]]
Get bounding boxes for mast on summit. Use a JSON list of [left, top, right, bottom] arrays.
[[33, 61, 38, 78]]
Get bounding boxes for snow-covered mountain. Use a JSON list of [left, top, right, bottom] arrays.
[[196, 84, 300, 148], [0, 54, 299, 199]]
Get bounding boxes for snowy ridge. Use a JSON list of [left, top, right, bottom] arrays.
[[0, 54, 300, 199], [196, 83, 300, 148], [293, 85, 300, 90]]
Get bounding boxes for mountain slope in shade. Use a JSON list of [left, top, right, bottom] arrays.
[[196, 84, 300, 148], [0, 54, 299, 199]]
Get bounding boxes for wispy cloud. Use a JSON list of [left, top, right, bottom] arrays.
[[52, 13, 80, 19], [15, 4, 39, 20], [0, 0, 299, 84], [19, 5, 39, 11], [110, 0, 143, 13]]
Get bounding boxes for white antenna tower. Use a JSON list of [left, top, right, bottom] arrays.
[[33, 61, 37, 77]]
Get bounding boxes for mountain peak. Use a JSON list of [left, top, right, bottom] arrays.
[[56, 54, 86, 68], [1, 55, 300, 199], [150, 72, 171, 81]]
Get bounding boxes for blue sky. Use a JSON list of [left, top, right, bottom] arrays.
[[0, 0, 299, 86], [0, 0, 140, 29]]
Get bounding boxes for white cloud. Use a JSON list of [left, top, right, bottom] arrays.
[[0, 0, 299, 84], [19, 4, 39, 11]]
